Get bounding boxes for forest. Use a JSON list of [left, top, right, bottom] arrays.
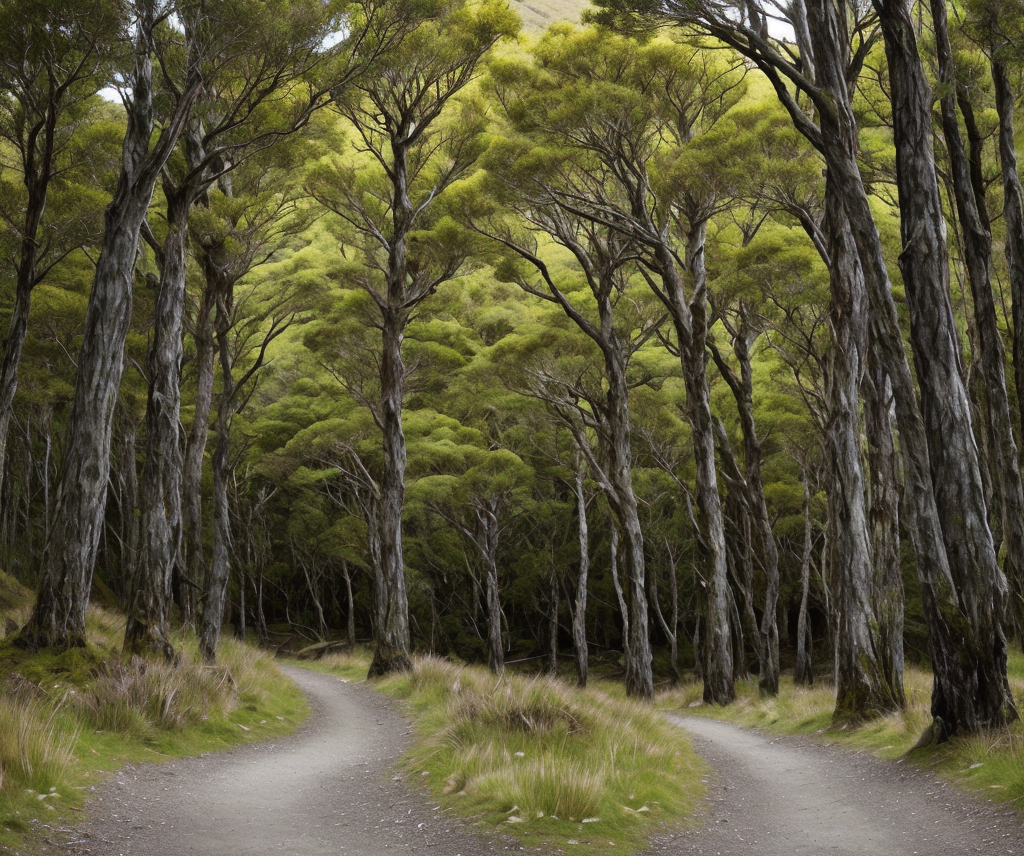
[[1, 0, 1023, 749]]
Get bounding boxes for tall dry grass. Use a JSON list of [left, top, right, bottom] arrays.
[[370, 657, 705, 854]]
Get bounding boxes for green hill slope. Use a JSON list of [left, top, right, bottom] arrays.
[[512, 0, 590, 31]]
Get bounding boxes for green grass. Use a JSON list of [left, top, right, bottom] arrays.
[[0, 575, 309, 854], [658, 653, 1024, 809], [314, 652, 707, 856]]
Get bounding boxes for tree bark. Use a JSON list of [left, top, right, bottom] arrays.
[[874, 0, 1017, 735], [822, 182, 903, 720], [124, 185, 192, 660], [795, 471, 815, 686], [367, 306, 412, 676], [985, 60, 1024, 650], [571, 462, 590, 687], [199, 288, 235, 663], [19, 3, 199, 650], [655, 224, 734, 705]]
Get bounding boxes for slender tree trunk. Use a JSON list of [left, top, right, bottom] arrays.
[[602, 342, 653, 700], [125, 186, 192, 659], [19, 5, 198, 650], [656, 223, 733, 704], [651, 540, 681, 685], [572, 462, 590, 687], [864, 339, 905, 705], [199, 283, 235, 663], [368, 308, 412, 677], [342, 559, 356, 647], [547, 559, 559, 676], [181, 282, 215, 630], [795, 471, 815, 686], [993, 58, 1024, 467], [823, 182, 904, 721], [974, 59, 1024, 651], [874, 0, 1017, 735], [477, 502, 504, 675]]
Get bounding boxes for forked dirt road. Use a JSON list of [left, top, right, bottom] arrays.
[[35, 667, 1023, 856]]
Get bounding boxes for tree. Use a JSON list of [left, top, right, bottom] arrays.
[[125, 0, 357, 659], [307, 0, 519, 677], [0, 0, 115, 510], [591, 0, 1016, 739], [19, 0, 204, 651]]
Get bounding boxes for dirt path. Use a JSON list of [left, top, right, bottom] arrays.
[[32, 670, 1023, 856], [647, 715, 1022, 856], [49, 668, 514, 856]]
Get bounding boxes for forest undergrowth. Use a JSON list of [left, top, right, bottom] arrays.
[[0, 571, 308, 853], [309, 649, 707, 856]]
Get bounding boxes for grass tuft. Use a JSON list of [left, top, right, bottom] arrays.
[[313, 654, 706, 856]]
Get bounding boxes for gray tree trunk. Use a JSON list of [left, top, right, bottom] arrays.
[[864, 338, 905, 705], [795, 471, 815, 686], [982, 60, 1024, 650], [124, 184, 192, 659], [20, 3, 199, 650], [822, 184, 903, 720], [572, 462, 590, 687], [655, 224, 733, 705], [181, 281, 215, 629], [367, 307, 413, 676], [874, 0, 1017, 735], [199, 289, 235, 663]]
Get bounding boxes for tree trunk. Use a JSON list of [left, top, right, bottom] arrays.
[[795, 471, 815, 686], [342, 559, 356, 647], [199, 293, 235, 663], [823, 181, 904, 721], [19, 4, 197, 650], [602, 342, 653, 700], [874, 0, 1017, 735], [367, 308, 412, 677], [181, 281, 215, 630], [477, 502, 504, 675], [572, 462, 590, 688], [864, 338, 905, 705], [967, 58, 1024, 651], [656, 223, 733, 704], [547, 560, 559, 676], [125, 185, 192, 660]]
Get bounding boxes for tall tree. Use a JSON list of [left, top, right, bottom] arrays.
[[124, 0, 366, 659], [308, 0, 518, 677], [19, 0, 204, 651], [0, 0, 114, 508], [591, 0, 1016, 738]]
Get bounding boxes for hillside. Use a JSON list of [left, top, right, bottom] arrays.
[[512, 0, 591, 31]]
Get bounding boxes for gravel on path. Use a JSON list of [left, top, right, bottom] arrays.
[[646, 714, 1023, 856], [44, 667, 518, 856]]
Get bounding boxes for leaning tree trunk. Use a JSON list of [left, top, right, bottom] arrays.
[[972, 57, 1024, 651], [19, 6, 198, 650], [874, 0, 1017, 735], [571, 462, 590, 688], [367, 308, 413, 677], [125, 185, 193, 660]]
